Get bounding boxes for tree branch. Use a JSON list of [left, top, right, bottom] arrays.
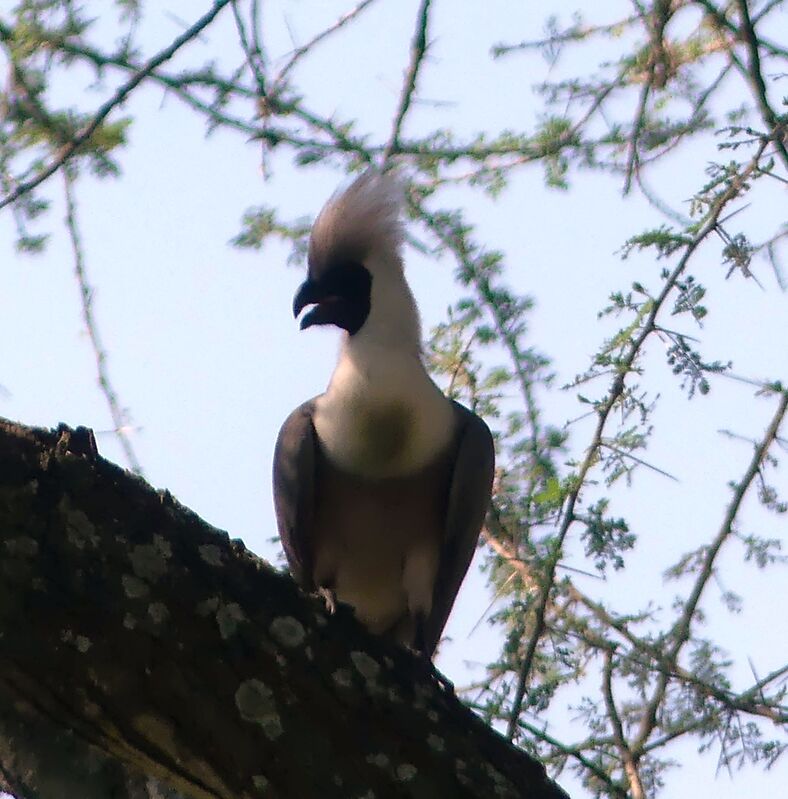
[[271, 0, 379, 95], [734, 0, 788, 171], [492, 136, 771, 741], [517, 718, 628, 799], [565, 586, 788, 723], [0, 0, 235, 211], [62, 169, 143, 475], [602, 650, 645, 799], [0, 416, 570, 799], [632, 386, 788, 754], [382, 0, 432, 166]]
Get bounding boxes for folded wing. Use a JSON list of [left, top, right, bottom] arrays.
[[273, 400, 318, 590], [422, 402, 495, 658]]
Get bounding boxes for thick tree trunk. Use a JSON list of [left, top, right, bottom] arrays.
[[0, 417, 569, 799]]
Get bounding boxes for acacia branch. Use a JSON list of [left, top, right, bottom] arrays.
[[231, 0, 267, 94], [603, 650, 646, 799], [0, 20, 620, 173], [492, 14, 641, 57], [271, 0, 379, 94], [734, 0, 788, 171], [632, 387, 788, 754], [622, 66, 651, 195], [0, 0, 235, 211], [565, 587, 788, 724], [498, 137, 770, 740], [1, 63, 144, 476], [62, 169, 143, 475], [672, 389, 788, 659], [693, 0, 788, 58], [411, 203, 547, 537], [517, 719, 628, 799], [382, 0, 432, 165]]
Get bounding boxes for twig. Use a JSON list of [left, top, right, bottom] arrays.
[[250, 0, 265, 69], [641, 713, 722, 753], [231, 0, 270, 174], [466, 567, 517, 638], [564, 586, 788, 723], [623, 81, 650, 195], [632, 386, 788, 753], [502, 137, 771, 742], [413, 201, 546, 516], [734, 0, 788, 171], [0, 0, 234, 211], [599, 441, 680, 481], [603, 649, 646, 799], [517, 718, 629, 799], [382, 0, 432, 166], [231, 0, 267, 92], [446, 329, 478, 397], [271, 0, 379, 94], [482, 525, 538, 593], [62, 169, 143, 475], [492, 14, 640, 58], [739, 663, 788, 706]]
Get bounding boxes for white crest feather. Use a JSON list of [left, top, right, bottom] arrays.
[[309, 170, 405, 272]]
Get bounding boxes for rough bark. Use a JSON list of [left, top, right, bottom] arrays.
[[0, 417, 569, 799]]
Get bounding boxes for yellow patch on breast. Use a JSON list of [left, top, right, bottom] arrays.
[[357, 403, 413, 467]]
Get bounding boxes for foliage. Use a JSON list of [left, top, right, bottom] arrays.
[[1, 1, 786, 797]]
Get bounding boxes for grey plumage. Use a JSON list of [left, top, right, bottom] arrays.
[[274, 398, 493, 657], [273, 170, 494, 658]]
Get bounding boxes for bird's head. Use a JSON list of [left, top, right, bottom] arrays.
[[293, 170, 418, 343]]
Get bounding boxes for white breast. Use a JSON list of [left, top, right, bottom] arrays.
[[313, 341, 455, 478]]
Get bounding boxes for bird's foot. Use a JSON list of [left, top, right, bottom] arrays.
[[411, 615, 455, 694], [408, 649, 456, 695], [413, 614, 428, 656], [425, 660, 455, 695], [316, 586, 337, 615]]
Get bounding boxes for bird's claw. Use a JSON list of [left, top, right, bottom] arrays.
[[317, 586, 337, 615], [425, 659, 455, 695]]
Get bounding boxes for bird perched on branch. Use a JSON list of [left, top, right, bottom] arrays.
[[273, 170, 494, 659]]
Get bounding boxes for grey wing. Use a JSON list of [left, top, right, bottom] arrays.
[[423, 401, 495, 658], [272, 399, 318, 590]]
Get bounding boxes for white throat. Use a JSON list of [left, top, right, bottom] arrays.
[[313, 269, 455, 477]]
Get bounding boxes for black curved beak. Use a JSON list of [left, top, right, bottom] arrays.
[[293, 278, 321, 320], [293, 277, 341, 331]]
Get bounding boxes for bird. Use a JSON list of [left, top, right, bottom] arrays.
[[272, 170, 494, 659]]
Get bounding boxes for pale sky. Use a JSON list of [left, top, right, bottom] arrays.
[[1, 2, 785, 797]]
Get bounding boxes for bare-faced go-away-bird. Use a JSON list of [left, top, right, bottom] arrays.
[[273, 170, 494, 659]]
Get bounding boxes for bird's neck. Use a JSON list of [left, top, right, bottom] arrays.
[[334, 334, 429, 400], [328, 264, 433, 409], [314, 321, 455, 478], [354, 262, 423, 354]]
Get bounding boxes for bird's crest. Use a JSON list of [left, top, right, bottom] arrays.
[[309, 170, 405, 272]]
